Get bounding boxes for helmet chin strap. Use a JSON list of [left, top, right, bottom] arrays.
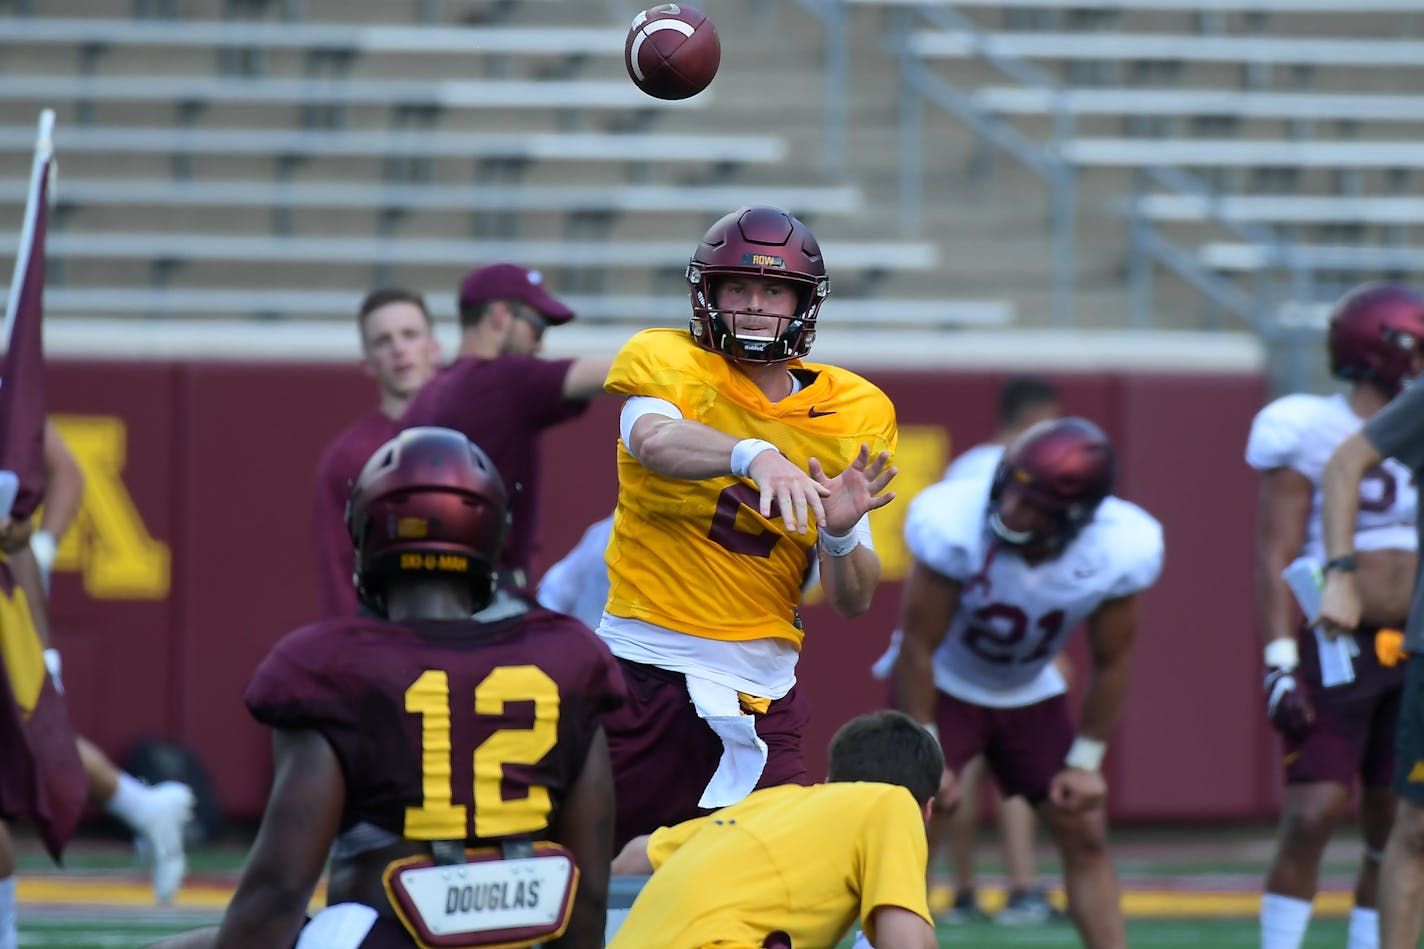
[[988, 512, 1035, 546]]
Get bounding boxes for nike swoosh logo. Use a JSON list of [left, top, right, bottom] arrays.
[[808, 406, 837, 418]]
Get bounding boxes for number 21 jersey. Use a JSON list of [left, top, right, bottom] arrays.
[[906, 473, 1164, 708]]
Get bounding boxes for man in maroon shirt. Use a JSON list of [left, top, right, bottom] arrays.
[[401, 263, 612, 590], [311, 289, 442, 617]]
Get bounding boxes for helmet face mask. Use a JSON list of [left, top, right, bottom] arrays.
[[687, 206, 829, 363], [346, 427, 509, 617], [1327, 282, 1424, 397], [988, 418, 1117, 561]]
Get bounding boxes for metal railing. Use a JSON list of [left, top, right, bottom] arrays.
[[1126, 165, 1319, 391], [808, 0, 1355, 389]]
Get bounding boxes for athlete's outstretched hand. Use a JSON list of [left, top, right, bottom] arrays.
[[747, 449, 830, 535], [810, 444, 897, 535]]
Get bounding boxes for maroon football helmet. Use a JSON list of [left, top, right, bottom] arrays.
[[346, 427, 508, 616], [686, 205, 830, 362], [1327, 282, 1424, 397], [989, 417, 1116, 560]]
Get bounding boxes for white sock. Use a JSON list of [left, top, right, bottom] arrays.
[[1261, 893, 1312, 949], [0, 877, 16, 949], [105, 771, 152, 830], [1347, 907, 1379, 949]]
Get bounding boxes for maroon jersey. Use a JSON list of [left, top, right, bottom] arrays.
[[311, 410, 398, 618], [245, 604, 624, 844], [399, 355, 587, 584]]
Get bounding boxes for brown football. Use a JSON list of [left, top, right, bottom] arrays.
[[624, 4, 721, 101]]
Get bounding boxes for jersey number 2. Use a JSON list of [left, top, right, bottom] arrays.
[[707, 483, 780, 557], [403, 666, 560, 840]]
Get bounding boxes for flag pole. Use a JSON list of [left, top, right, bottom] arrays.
[[3, 109, 54, 351]]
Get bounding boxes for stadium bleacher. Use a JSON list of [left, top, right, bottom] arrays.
[[0, 2, 1005, 335], [832, 0, 1424, 352], [1, 0, 1420, 360]]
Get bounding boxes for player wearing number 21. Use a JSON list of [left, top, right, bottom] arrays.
[[890, 418, 1163, 949], [180, 429, 624, 949], [597, 206, 898, 847]]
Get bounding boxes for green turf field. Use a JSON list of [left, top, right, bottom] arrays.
[[18, 913, 1352, 948], [12, 825, 1370, 948]]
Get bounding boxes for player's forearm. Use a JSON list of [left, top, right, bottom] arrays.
[[9, 548, 51, 646], [633, 418, 744, 480], [1077, 659, 1132, 741], [38, 464, 83, 541], [214, 883, 309, 949], [552, 885, 606, 949], [893, 638, 939, 725], [1252, 559, 1297, 646], [563, 355, 614, 402], [610, 835, 653, 875], [818, 545, 880, 617], [1322, 431, 1379, 560], [40, 423, 84, 540]]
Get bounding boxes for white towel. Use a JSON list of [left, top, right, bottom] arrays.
[[1282, 557, 1357, 687], [296, 903, 379, 949], [1315, 625, 1360, 688], [686, 674, 768, 808], [870, 630, 902, 681]]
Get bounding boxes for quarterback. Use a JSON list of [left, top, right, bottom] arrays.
[[597, 205, 899, 845]]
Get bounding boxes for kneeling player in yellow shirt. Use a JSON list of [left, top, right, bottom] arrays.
[[609, 710, 941, 949]]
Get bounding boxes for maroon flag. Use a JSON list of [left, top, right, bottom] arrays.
[[0, 110, 85, 862], [0, 113, 50, 522]]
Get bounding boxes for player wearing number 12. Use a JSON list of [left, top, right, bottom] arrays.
[[890, 418, 1163, 949], [185, 428, 624, 949], [598, 206, 898, 846]]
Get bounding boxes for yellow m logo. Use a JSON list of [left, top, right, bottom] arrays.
[[48, 415, 171, 600], [869, 425, 950, 582]]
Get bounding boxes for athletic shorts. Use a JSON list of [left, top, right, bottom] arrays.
[[603, 657, 811, 848], [932, 689, 1075, 804]]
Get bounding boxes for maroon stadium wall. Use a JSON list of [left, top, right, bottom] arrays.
[[46, 360, 1279, 823]]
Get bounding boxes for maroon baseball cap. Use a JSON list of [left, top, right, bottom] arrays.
[[457, 263, 575, 325]]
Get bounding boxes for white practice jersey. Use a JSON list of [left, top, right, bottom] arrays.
[[904, 473, 1164, 708], [536, 514, 614, 631], [1245, 393, 1417, 561], [943, 442, 1005, 482]]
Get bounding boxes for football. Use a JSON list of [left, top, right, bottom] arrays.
[[624, 4, 721, 101]]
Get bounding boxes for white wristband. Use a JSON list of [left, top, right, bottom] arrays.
[[42, 648, 62, 695], [30, 530, 56, 573], [730, 438, 779, 479], [1264, 638, 1299, 671], [818, 527, 859, 558], [1065, 735, 1106, 772]]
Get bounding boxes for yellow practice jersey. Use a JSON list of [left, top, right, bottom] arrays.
[[604, 329, 898, 648], [608, 782, 933, 949]]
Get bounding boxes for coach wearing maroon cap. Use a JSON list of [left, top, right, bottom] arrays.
[[401, 263, 612, 591]]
